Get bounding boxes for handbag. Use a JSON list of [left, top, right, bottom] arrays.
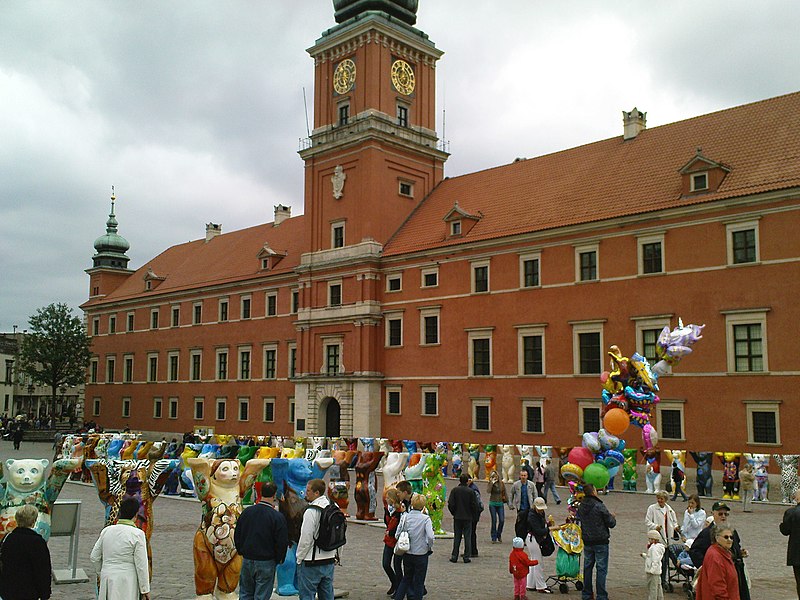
[[394, 514, 410, 556]]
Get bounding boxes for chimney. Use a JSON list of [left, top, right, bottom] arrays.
[[273, 204, 291, 226], [622, 107, 647, 140], [205, 222, 222, 242]]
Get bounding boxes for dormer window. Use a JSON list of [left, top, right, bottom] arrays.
[[691, 172, 708, 192], [451, 221, 462, 236], [256, 242, 286, 271], [262, 258, 269, 269], [443, 201, 481, 238]]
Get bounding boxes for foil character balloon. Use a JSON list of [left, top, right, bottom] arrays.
[[622, 448, 638, 491]]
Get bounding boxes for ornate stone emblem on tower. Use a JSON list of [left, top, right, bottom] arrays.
[[333, 59, 356, 94], [391, 59, 415, 95], [332, 165, 346, 199]]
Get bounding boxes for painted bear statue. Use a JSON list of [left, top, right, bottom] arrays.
[[421, 453, 447, 534]]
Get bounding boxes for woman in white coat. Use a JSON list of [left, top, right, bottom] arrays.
[[91, 497, 151, 600]]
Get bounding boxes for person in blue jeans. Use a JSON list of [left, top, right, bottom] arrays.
[[486, 470, 508, 543], [577, 484, 616, 600], [394, 493, 435, 600], [296, 479, 339, 600], [233, 481, 289, 600]]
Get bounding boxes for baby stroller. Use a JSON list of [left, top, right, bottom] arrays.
[[665, 541, 696, 598], [546, 522, 584, 594]]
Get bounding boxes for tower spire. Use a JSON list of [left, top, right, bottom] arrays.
[[92, 186, 131, 270]]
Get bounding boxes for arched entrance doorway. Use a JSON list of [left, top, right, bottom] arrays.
[[320, 396, 341, 437]]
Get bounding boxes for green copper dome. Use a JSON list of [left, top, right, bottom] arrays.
[[333, 0, 418, 25], [92, 192, 131, 270]]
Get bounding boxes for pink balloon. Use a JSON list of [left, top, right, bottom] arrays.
[[568, 446, 595, 470]]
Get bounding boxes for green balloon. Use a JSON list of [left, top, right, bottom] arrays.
[[583, 462, 610, 489]]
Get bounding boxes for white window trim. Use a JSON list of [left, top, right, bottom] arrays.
[[421, 385, 439, 417], [328, 280, 343, 306], [467, 328, 493, 377], [153, 397, 163, 419], [471, 259, 490, 294], [744, 400, 781, 446], [167, 351, 180, 382], [725, 219, 760, 266], [386, 273, 403, 293], [193, 397, 204, 420], [108, 315, 116, 334], [386, 386, 402, 416], [238, 397, 249, 422], [471, 397, 492, 432], [216, 349, 229, 381], [106, 356, 116, 383], [574, 242, 600, 282], [656, 399, 686, 442], [90, 358, 99, 383], [126, 311, 135, 332], [263, 343, 278, 380], [516, 324, 546, 376], [215, 397, 227, 421], [288, 397, 295, 424], [320, 335, 344, 375], [121, 397, 131, 418], [168, 397, 179, 420], [92, 397, 101, 417], [150, 309, 159, 330], [384, 311, 404, 348], [171, 305, 180, 327], [724, 309, 769, 373], [451, 220, 462, 236], [238, 346, 252, 380], [291, 289, 299, 314], [690, 172, 709, 192], [637, 232, 665, 276], [577, 398, 602, 436], [632, 315, 672, 368], [190, 350, 202, 381], [147, 352, 159, 383], [263, 397, 276, 423], [193, 302, 203, 325], [265, 291, 278, 317], [420, 267, 439, 288], [398, 179, 414, 198], [518, 251, 542, 289], [240, 295, 252, 320], [331, 220, 346, 249], [419, 306, 441, 346], [521, 398, 544, 434], [288, 343, 297, 378], [218, 298, 229, 322], [571, 320, 605, 376]]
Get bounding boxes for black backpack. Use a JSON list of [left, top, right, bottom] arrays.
[[514, 508, 531, 539], [311, 503, 347, 552]]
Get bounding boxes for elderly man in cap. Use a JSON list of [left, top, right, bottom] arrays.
[[689, 500, 750, 600]]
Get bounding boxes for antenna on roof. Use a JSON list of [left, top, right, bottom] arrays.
[[302, 87, 311, 138]]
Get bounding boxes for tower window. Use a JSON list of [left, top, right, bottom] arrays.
[[338, 103, 350, 126], [397, 104, 409, 127], [399, 181, 414, 197], [332, 223, 345, 249]]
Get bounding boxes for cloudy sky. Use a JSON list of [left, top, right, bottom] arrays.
[[2, 0, 799, 331]]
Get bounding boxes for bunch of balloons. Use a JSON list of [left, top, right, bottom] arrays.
[[560, 429, 626, 511]]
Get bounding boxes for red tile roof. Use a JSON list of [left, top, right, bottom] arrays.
[[384, 91, 800, 256], [84, 216, 306, 306]]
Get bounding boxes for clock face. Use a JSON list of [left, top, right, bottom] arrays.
[[391, 59, 415, 95], [333, 59, 356, 95]]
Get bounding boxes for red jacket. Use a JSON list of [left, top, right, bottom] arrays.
[[384, 511, 401, 547], [695, 544, 741, 600], [509, 548, 538, 579]]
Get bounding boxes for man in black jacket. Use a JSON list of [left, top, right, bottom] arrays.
[[234, 481, 289, 599], [780, 490, 800, 598], [0, 504, 52, 600], [577, 484, 616, 600], [448, 474, 479, 563]]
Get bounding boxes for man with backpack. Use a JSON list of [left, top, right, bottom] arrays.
[[296, 478, 347, 600]]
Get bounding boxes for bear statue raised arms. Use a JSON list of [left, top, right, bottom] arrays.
[[0, 458, 80, 541]]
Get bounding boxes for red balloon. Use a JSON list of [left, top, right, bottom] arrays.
[[604, 407, 630, 436], [567, 446, 595, 470]]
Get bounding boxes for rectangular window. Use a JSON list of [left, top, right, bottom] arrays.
[[171, 306, 180, 327], [386, 388, 401, 415], [473, 400, 491, 431], [148, 355, 158, 382], [93, 397, 101, 417], [264, 347, 277, 379], [168, 354, 179, 381], [190, 351, 202, 381], [153, 397, 163, 419], [127, 313, 134, 332], [522, 335, 543, 375], [124, 356, 133, 383], [289, 397, 295, 423], [217, 351, 228, 380], [329, 283, 342, 307], [660, 409, 683, 440], [387, 275, 402, 292], [338, 103, 349, 125], [732, 229, 756, 264], [193, 303, 203, 325], [122, 397, 131, 418], [642, 328, 660, 364], [263, 398, 275, 422], [579, 251, 597, 281], [216, 398, 226, 421], [472, 338, 491, 376], [168, 397, 178, 419], [752, 411, 777, 444], [90, 359, 98, 383], [387, 317, 403, 347], [582, 407, 601, 433], [5, 360, 13, 384], [92, 318, 99, 336], [579, 332, 601, 374], [326, 344, 340, 376], [524, 403, 543, 434], [106, 357, 115, 383], [522, 258, 540, 288], [451, 221, 461, 236], [266, 293, 277, 317], [238, 398, 249, 421], [421, 269, 438, 288], [241, 297, 251, 320], [289, 345, 297, 378], [642, 242, 663, 274], [291, 290, 299, 314], [239, 349, 251, 380], [151, 309, 159, 329], [109, 316, 116, 334], [472, 264, 489, 293], [423, 314, 439, 345], [194, 397, 204, 420], [733, 324, 763, 372], [422, 388, 438, 416], [399, 181, 413, 197], [691, 172, 708, 191], [397, 104, 408, 127], [219, 299, 229, 322], [332, 224, 345, 249]]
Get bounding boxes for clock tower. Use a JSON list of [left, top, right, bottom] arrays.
[[293, 1, 448, 438]]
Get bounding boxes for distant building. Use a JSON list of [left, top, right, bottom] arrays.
[[82, 0, 800, 452]]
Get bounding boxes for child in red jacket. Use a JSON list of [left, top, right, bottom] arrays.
[[509, 536, 540, 600]]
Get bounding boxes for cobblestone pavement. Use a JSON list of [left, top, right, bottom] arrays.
[[6, 442, 795, 599]]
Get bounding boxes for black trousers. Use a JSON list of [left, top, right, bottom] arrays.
[[793, 564, 800, 599], [451, 519, 473, 559]]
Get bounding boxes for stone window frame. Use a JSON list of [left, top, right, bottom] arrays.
[[467, 327, 494, 377], [725, 218, 760, 266], [215, 397, 227, 421], [121, 397, 131, 418], [521, 398, 545, 434], [574, 242, 599, 282], [384, 310, 404, 348], [420, 267, 439, 288], [153, 396, 163, 419], [723, 308, 769, 373], [571, 320, 605, 376], [472, 397, 492, 432], [238, 397, 249, 422], [519, 250, 542, 289], [419, 306, 441, 346], [656, 398, 686, 442], [577, 398, 602, 436], [193, 397, 204, 420], [516, 323, 547, 376], [263, 397, 276, 423], [421, 385, 439, 417], [744, 400, 781, 446], [168, 397, 179, 420], [386, 386, 402, 416], [637, 232, 665, 276], [471, 259, 490, 294]]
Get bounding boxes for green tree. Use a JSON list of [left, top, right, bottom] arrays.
[[18, 303, 91, 420]]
